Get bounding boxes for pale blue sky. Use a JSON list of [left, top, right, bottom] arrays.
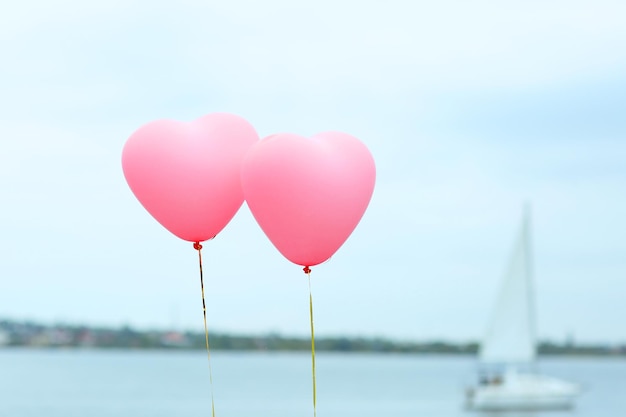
[[1, 0, 625, 344]]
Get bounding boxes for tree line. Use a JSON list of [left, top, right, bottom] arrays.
[[0, 319, 623, 356]]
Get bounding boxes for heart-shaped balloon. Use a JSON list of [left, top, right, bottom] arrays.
[[241, 132, 376, 267], [122, 113, 259, 242]]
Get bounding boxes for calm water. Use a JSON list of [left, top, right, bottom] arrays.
[[0, 349, 624, 417]]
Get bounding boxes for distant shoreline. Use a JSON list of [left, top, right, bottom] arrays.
[[1, 319, 624, 357]]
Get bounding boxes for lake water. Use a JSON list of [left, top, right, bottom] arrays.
[[0, 349, 624, 416]]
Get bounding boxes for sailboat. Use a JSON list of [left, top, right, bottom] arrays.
[[465, 207, 581, 411]]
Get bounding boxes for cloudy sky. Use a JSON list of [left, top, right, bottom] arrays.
[[1, 0, 625, 345]]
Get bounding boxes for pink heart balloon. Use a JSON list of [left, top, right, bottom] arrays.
[[241, 132, 376, 267], [122, 113, 259, 242]]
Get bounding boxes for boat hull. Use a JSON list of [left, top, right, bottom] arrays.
[[466, 372, 580, 411]]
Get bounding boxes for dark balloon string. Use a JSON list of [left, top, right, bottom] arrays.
[[195, 241, 216, 417], [304, 266, 317, 417]]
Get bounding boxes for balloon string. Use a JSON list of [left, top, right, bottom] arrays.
[[195, 242, 216, 417], [305, 267, 317, 417]]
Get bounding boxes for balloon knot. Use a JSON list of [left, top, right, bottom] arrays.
[[193, 242, 203, 251], [303, 266, 311, 274]]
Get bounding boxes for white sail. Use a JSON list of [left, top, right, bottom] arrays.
[[479, 207, 535, 365]]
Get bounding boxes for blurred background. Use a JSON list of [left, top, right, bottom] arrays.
[[0, 1, 625, 415]]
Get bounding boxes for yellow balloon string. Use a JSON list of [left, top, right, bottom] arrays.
[[306, 268, 317, 417], [195, 242, 216, 417]]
